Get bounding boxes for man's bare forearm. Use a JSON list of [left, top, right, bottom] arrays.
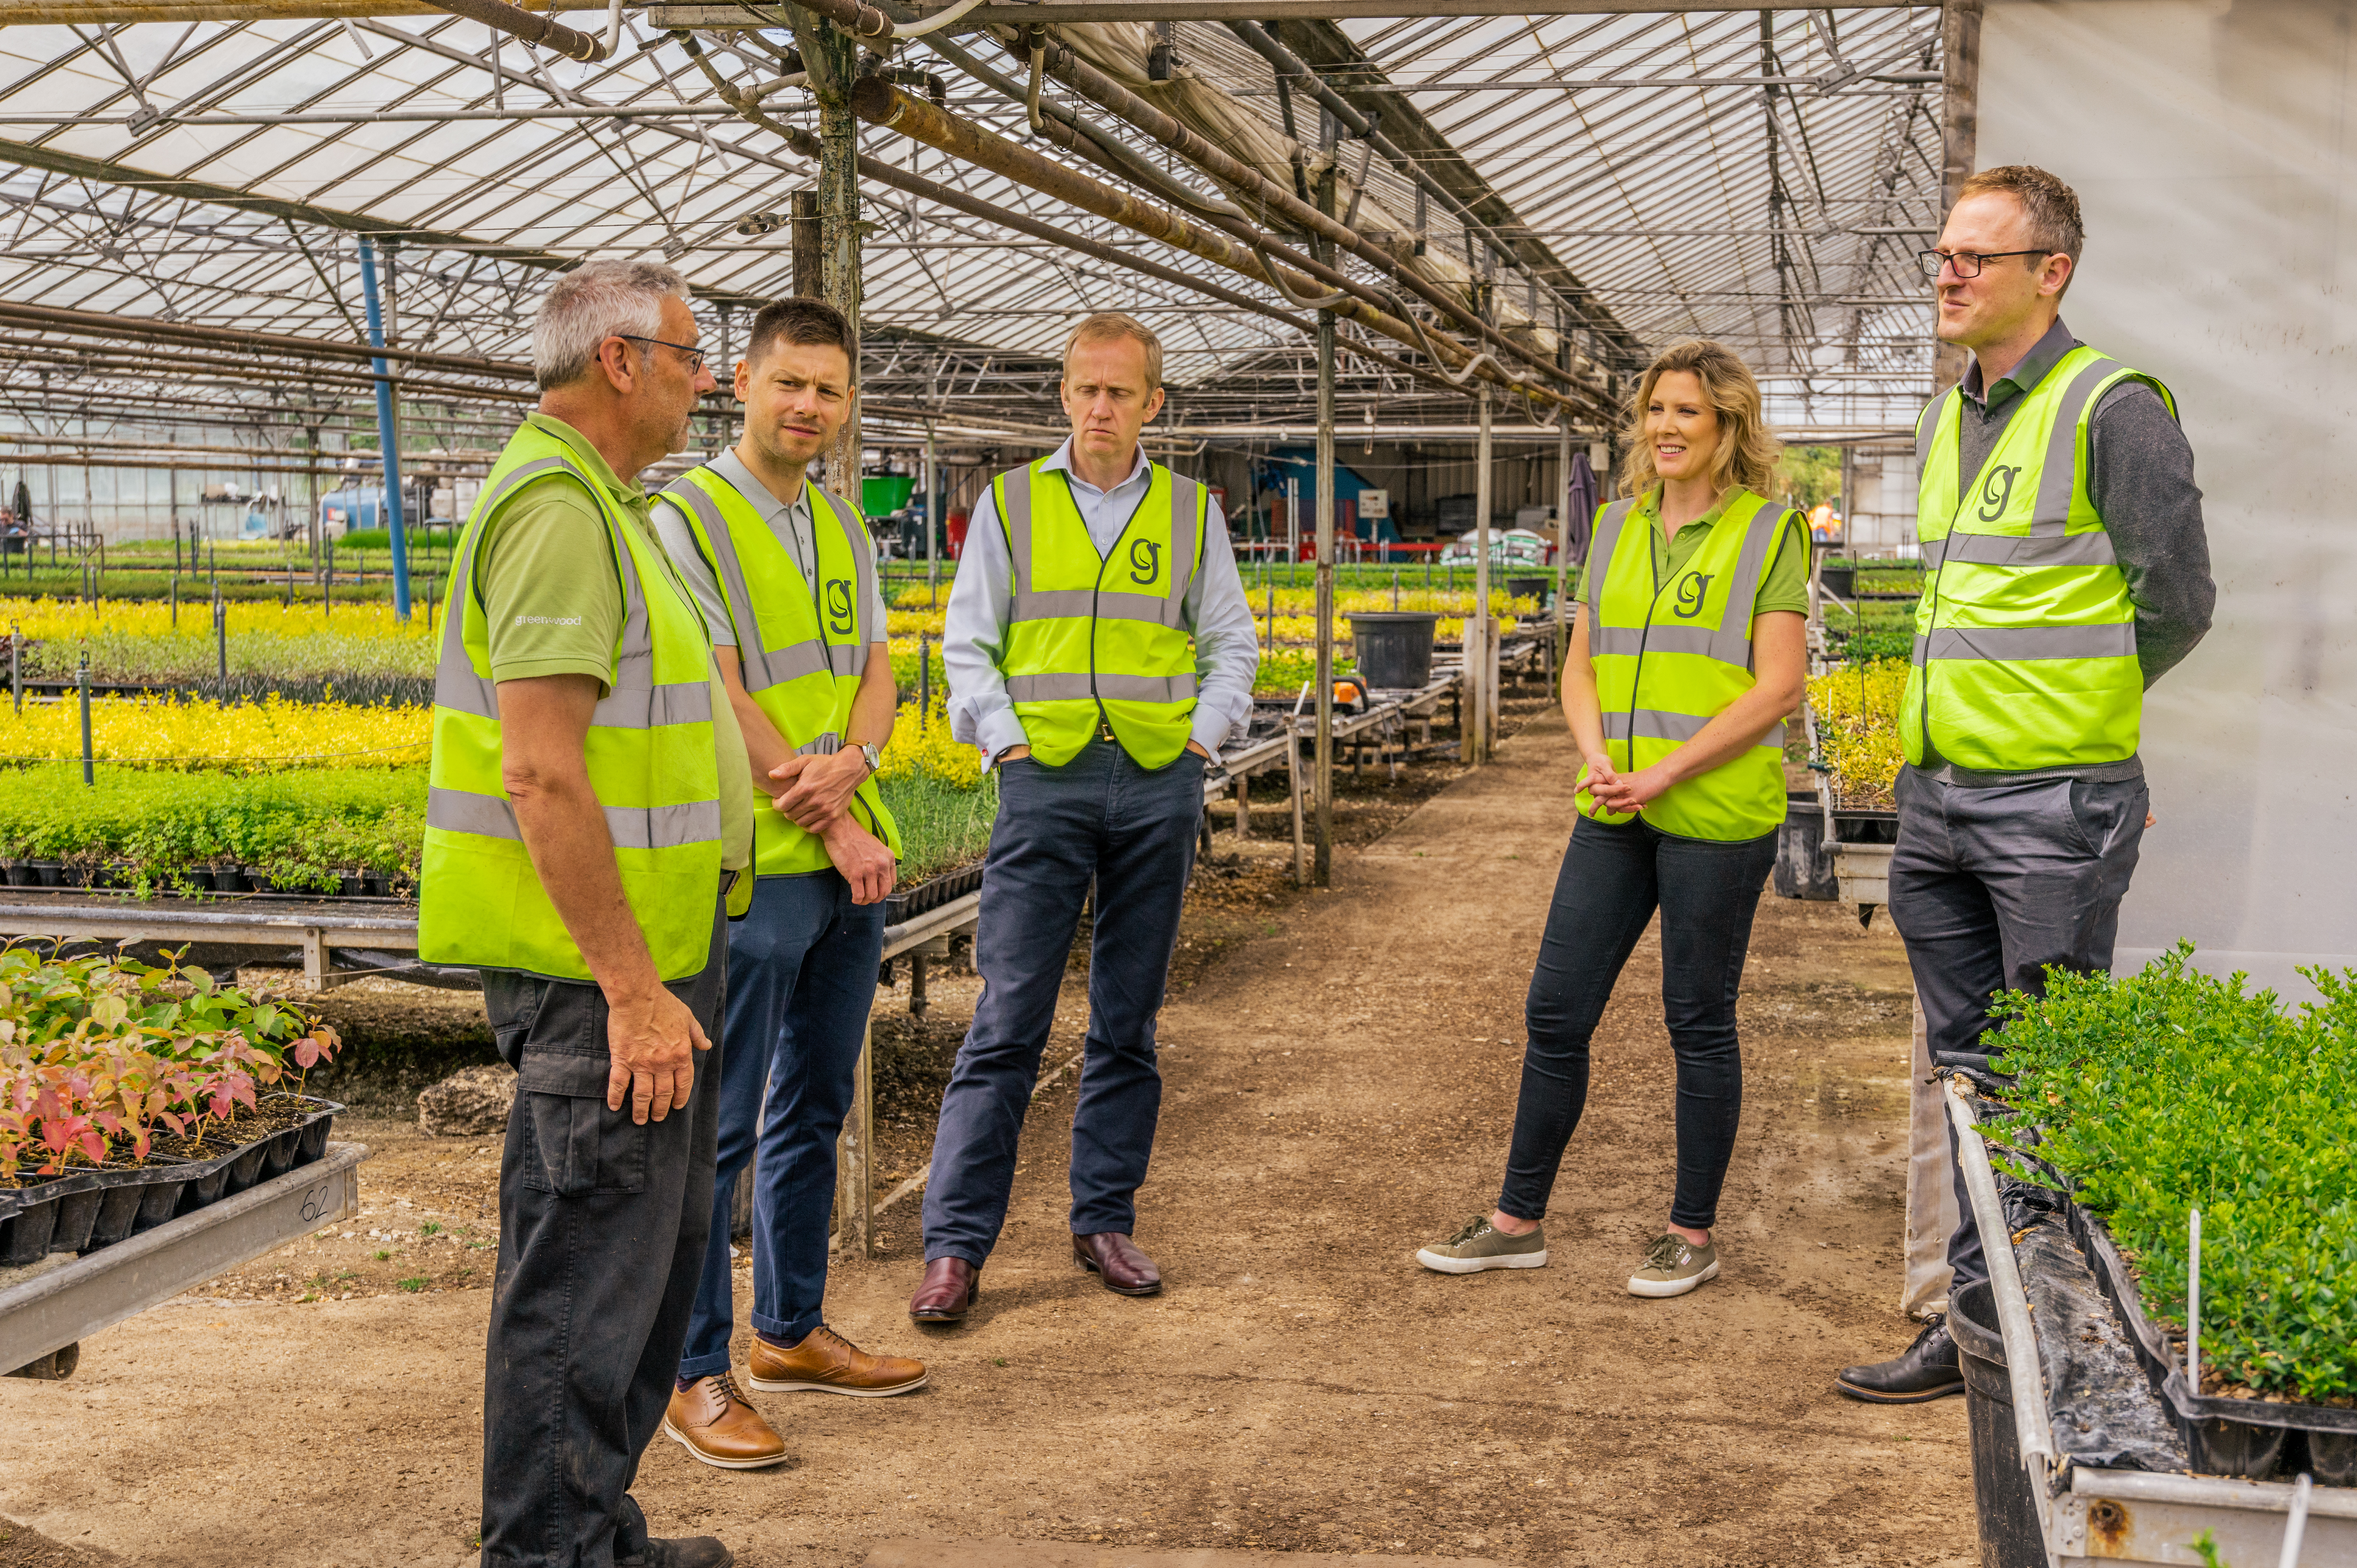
[[508, 759, 664, 1003]]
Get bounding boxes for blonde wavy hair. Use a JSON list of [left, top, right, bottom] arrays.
[[1615, 339, 1782, 500]]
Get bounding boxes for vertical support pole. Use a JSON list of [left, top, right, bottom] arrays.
[[910, 953, 929, 1017], [1233, 769, 1250, 841], [924, 426, 939, 607], [792, 189, 823, 297], [834, 1020, 874, 1257], [1313, 162, 1337, 886], [1936, 0, 1984, 392], [1555, 412, 1573, 676], [9, 620, 19, 716], [1287, 720, 1306, 886], [802, 21, 864, 501], [77, 653, 92, 786], [357, 237, 412, 620], [1472, 385, 1494, 763]]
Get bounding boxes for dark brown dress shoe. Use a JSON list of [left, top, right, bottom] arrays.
[[1073, 1231, 1162, 1296], [908, 1256, 980, 1323]]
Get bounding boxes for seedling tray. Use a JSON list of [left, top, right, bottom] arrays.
[[2067, 1201, 2357, 1485], [885, 863, 984, 928], [0, 1095, 341, 1267]]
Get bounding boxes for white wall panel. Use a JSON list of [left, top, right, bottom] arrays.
[[1981, 0, 2357, 995]]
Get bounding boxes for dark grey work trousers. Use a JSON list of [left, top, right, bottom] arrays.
[[478, 898, 726, 1568], [1886, 766, 2145, 1293]]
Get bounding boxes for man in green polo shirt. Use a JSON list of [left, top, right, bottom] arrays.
[[425, 258, 748, 1568]]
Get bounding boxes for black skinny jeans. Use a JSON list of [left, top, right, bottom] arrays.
[[1500, 813, 1777, 1231]]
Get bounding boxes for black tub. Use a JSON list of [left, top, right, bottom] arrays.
[[1949, 1280, 2048, 1568], [1346, 612, 1441, 691]]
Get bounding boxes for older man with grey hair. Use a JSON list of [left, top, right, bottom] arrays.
[[419, 258, 745, 1568]]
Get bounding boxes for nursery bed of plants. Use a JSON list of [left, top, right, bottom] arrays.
[[0, 944, 345, 1268], [1805, 659, 1906, 810], [1986, 944, 2357, 1485]]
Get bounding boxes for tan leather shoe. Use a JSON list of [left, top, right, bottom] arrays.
[[747, 1325, 928, 1397], [661, 1372, 789, 1470]]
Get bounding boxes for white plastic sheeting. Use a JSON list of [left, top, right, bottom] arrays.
[[1979, 0, 2357, 998]]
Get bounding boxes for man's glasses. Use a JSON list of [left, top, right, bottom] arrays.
[[1917, 249, 2051, 281], [615, 333, 706, 373]]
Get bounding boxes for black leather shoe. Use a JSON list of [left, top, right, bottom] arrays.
[[617, 1536, 734, 1568], [1836, 1315, 1965, 1404]]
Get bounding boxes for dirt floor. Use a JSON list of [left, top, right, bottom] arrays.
[[0, 694, 1972, 1568]]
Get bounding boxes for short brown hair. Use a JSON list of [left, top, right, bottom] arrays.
[[1617, 339, 1781, 500], [746, 296, 853, 373], [1062, 311, 1163, 390], [1956, 164, 2085, 275]]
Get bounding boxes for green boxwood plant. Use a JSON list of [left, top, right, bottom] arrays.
[[1988, 943, 2357, 1404]]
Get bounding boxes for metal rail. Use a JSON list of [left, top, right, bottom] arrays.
[[0, 1142, 366, 1376]]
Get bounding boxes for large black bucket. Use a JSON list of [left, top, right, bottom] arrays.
[[1949, 1281, 2047, 1568], [1347, 612, 1440, 690]]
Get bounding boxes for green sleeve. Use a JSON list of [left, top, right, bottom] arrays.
[[478, 477, 627, 690], [1752, 510, 1812, 618]]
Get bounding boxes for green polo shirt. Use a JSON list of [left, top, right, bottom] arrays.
[[477, 413, 754, 872], [1572, 487, 1810, 617]]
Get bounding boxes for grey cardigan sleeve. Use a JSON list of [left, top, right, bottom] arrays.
[[2088, 381, 2216, 687]]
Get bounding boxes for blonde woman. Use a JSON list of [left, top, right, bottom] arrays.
[[1418, 340, 1808, 1297]]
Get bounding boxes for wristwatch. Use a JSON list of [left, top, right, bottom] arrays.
[[856, 741, 882, 776]]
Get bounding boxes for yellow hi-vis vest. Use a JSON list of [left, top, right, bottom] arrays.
[[419, 421, 726, 982], [657, 466, 903, 876], [1578, 487, 1793, 842], [1902, 344, 2167, 772], [994, 455, 1209, 769]]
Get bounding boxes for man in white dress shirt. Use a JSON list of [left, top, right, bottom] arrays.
[[907, 312, 1260, 1322]]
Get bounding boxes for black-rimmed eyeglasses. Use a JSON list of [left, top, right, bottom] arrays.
[[1917, 249, 2051, 281], [615, 333, 707, 373]]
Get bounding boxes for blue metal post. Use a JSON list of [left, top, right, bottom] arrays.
[[357, 238, 413, 619]]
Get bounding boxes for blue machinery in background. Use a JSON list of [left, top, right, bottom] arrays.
[[356, 238, 413, 620]]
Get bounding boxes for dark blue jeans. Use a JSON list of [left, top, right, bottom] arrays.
[[922, 738, 1205, 1265], [678, 869, 885, 1376], [1499, 814, 1777, 1232], [479, 899, 725, 1568]]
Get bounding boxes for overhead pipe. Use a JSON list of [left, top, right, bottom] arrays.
[[0, 299, 532, 380], [788, 0, 988, 39], [1223, 20, 1624, 363], [417, 0, 611, 62], [841, 78, 1580, 411], [1027, 37, 1597, 407]]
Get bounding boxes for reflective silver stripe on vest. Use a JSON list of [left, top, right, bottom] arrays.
[[797, 733, 841, 756], [427, 784, 522, 839], [657, 474, 836, 693], [432, 456, 574, 720], [1915, 387, 1955, 474], [1005, 671, 1200, 703], [1004, 461, 1200, 630], [1911, 623, 2136, 662], [588, 504, 663, 731], [425, 787, 721, 850], [2027, 357, 2117, 535], [1923, 530, 2118, 569], [588, 680, 713, 729], [1585, 501, 1787, 666], [1584, 497, 1640, 617], [1601, 707, 1786, 748]]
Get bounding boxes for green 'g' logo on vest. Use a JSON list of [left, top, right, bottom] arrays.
[[1976, 465, 2021, 523], [824, 577, 855, 636], [1128, 538, 1162, 586], [1672, 570, 1714, 619]]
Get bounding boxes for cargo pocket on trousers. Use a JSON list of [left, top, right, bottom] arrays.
[[515, 1051, 649, 1197]]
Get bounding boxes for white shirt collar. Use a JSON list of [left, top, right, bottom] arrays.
[[1041, 437, 1150, 496]]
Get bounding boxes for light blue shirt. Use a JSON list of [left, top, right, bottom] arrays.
[[944, 438, 1261, 763]]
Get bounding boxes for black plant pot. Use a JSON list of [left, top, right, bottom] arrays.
[[30, 859, 62, 887], [2, 860, 37, 888]]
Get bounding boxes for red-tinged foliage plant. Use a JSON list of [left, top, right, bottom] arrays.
[[0, 942, 341, 1181]]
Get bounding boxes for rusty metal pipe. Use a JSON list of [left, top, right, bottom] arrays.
[[416, 0, 610, 62], [843, 79, 1575, 410], [0, 300, 532, 380], [1035, 39, 1583, 400]]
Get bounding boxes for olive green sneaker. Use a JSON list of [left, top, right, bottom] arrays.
[[1627, 1233, 1718, 1298], [1416, 1216, 1548, 1274]]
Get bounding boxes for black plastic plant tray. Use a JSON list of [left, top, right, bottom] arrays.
[[885, 863, 984, 928], [0, 1171, 96, 1267], [2066, 1201, 2357, 1485]]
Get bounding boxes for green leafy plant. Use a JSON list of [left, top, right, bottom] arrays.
[[1986, 943, 2357, 1404]]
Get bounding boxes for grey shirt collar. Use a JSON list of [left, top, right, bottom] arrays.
[[1959, 316, 2079, 416], [709, 449, 814, 528]]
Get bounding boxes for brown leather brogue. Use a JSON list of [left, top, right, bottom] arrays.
[[748, 1325, 927, 1396], [660, 1372, 789, 1470], [908, 1256, 980, 1323], [1073, 1231, 1162, 1296]]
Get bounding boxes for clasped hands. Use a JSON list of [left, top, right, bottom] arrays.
[[1581, 751, 1673, 816], [768, 748, 892, 905]]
